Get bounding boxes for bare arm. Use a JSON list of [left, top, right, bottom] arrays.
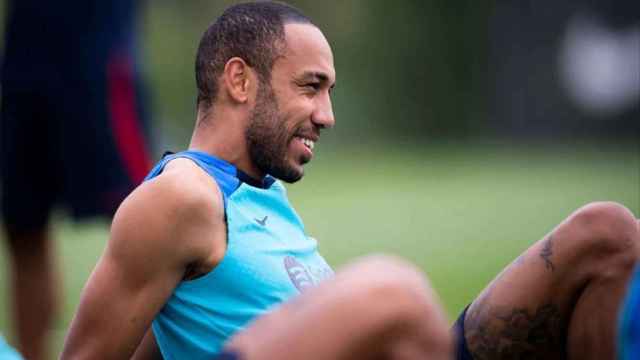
[[61, 163, 224, 359], [131, 329, 163, 360]]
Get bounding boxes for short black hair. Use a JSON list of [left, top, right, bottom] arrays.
[[195, 1, 314, 110]]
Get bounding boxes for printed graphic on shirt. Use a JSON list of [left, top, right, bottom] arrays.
[[284, 253, 333, 292]]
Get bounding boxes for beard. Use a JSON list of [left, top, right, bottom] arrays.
[[245, 81, 304, 183]]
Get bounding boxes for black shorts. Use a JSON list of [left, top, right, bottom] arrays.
[[452, 305, 474, 360], [1, 53, 151, 232]]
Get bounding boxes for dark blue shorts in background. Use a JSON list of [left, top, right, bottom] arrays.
[[1, 0, 152, 233], [0, 54, 151, 232]]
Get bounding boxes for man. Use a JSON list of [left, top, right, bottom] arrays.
[[1, 1, 151, 359], [62, 2, 335, 359], [62, 2, 640, 359]]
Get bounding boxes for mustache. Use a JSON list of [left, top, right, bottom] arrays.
[[292, 126, 320, 141]]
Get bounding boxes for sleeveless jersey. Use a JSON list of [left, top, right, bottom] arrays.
[[0, 335, 22, 360], [147, 151, 333, 359]]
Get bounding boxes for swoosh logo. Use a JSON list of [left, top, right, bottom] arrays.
[[255, 216, 268, 226]]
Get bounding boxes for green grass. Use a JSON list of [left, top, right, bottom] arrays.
[[1, 142, 638, 358]]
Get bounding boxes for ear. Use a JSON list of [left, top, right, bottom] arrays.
[[222, 57, 254, 104]]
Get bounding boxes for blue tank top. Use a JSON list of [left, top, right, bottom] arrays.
[[147, 151, 333, 359], [0, 335, 22, 360]]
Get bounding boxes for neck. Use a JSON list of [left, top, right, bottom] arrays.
[[189, 106, 265, 179]]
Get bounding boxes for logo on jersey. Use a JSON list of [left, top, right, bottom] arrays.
[[284, 256, 316, 292], [283, 255, 333, 292], [254, 216, 268, 226]]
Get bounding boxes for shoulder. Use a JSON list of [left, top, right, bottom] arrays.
[[110, 157, 225, 266], [147, 157, 223, 216]]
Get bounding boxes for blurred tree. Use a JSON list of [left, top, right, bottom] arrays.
[[138, 0, 633, 147]]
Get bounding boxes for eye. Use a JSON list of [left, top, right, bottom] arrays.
[[305, 82, 321, 91]]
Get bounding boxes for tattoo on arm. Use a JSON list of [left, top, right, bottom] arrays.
[[540, 234, 555, 272]]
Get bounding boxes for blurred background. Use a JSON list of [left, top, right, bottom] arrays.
[[0, 0, 638, 357]]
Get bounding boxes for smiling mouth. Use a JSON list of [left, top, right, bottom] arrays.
[[294, 136, 315, 150]]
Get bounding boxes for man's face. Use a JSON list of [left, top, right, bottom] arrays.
[[246, 23, 336, 183]]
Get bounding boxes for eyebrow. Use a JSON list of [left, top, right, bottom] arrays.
[[299, 71, 336, 89]]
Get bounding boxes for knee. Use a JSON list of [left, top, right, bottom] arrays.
[[343, 255, 434, 311], [345, 255, 428, 289], [567, 201, 639, 266], [345, 255, 450, 343]]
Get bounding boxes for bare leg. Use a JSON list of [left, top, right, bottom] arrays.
[[225, 255, 452, 360], [6, 227, 59, 360], [464, 202, 640, 359]]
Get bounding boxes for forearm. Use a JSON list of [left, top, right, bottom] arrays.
[[61, 280, 151, 359], [61, 253, 178, 359]]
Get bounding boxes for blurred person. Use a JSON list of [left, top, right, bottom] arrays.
[[61, 1, 640, 359], [0, 0, 151, 359]]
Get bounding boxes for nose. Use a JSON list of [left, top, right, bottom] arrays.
[[312, 93, 335, 129]]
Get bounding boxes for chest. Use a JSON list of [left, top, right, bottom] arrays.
[[222, 184, 333, 293]]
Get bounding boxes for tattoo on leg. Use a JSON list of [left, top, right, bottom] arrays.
[[465, 303, 566, 360], [540, 234, 555, 272]]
